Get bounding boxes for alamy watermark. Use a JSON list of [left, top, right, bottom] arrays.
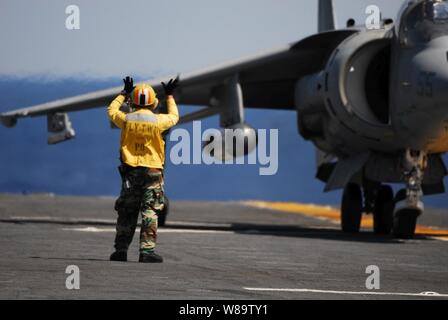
[[65, 265, 80, 290], [169, 121, 279, 176], [65, 5, 80, 30], [64, 4, 384, 31], [365, 5, 382, 30], [365, 265, 380, 290]]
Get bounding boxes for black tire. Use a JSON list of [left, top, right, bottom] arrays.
[[341, 183, 363, 233], [373, 185, 394, 234], [392, 208, 419, 239], [158, 195, 169, 227]]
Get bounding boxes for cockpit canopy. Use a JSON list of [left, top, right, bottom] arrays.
[[397, 0, 448, 46]]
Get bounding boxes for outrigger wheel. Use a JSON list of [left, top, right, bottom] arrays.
[[392, 189, 421, 239], [341, 183, 363, 233]]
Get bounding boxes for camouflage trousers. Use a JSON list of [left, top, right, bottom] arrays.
[[113, 166, 165, 254]]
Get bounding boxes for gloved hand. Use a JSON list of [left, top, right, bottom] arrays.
[[121, 76, 135, 96], [161, 76, 179, 96]]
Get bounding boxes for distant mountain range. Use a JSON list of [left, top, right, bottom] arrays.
[[0, 78, 447, 208]]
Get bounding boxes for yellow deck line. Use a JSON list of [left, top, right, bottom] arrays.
[[242, 201, 448, 238]]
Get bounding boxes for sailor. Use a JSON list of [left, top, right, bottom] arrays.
[[108, 76, 179, 263]]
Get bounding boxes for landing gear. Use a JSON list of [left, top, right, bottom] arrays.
[[392, 208, 419, 239], [392, 150, 426, 239], [158, 195, 169, 227], [392, 188, 418, 238], [341, 179, 395, 235], [341, 183, 363, 233], [373, 185, 394, 234], [340, 150, 426, 239], [340, 180, 421, 238]]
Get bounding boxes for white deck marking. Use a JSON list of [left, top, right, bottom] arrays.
[[62, 227, 234, 234], [243, 287, 448, 298], [62, 227, 114, 232]]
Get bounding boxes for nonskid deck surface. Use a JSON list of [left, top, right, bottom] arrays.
[[0, 193, 447, 300]]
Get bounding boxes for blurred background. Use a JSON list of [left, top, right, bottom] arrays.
[[1, 0, 446, 207]]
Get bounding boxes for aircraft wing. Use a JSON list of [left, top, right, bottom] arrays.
[[0, 30, 357, 129]]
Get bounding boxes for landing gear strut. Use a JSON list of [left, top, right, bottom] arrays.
[[392, 149, 427, 239]]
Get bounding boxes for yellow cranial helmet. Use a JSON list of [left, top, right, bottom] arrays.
[[131, 83, 158, 107]]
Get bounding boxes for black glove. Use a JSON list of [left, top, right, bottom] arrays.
[[121, 76, 135, 96], [161, 76, 179, 96]]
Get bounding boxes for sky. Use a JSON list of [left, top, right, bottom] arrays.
[[3, 0, 445, 208], [0, 0, 405, 80]]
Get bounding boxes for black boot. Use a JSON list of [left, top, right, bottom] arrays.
[[110, 251, 127, 262], [139, 252, 163, 263]]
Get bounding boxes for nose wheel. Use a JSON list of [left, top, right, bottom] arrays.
[[392, 206, 420, 239], [392, 188, 421, 239], [392, 150, 426, 239]]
